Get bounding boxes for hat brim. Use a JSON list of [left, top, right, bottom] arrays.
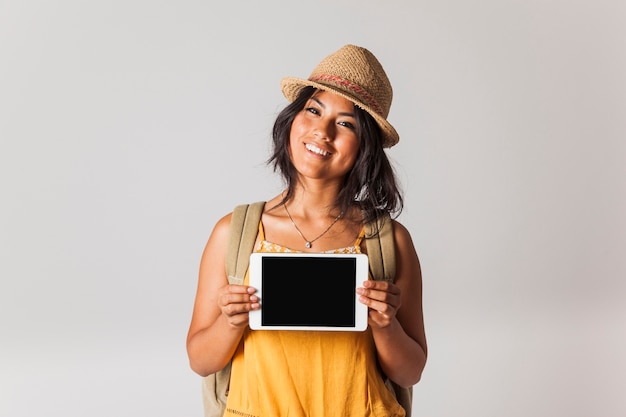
[[281, 77, 399, 148]]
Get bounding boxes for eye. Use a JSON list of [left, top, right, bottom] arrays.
[[338, 120, 355, 130], [305, 107, 320, 115]]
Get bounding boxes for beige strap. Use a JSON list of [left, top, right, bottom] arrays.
[[365, 214, 411, 415], [225, 202, 265, 285], [364, 214, 396, 282]]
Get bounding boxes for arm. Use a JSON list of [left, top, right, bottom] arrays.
[[186, 213, 260, 377], [357, 220, 427, 387]]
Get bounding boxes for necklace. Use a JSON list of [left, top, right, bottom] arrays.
[[283, 203, 343, 249]]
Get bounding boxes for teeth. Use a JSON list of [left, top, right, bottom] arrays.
[[306, 143, 330, 156]]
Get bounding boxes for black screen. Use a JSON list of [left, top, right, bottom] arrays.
[[261, 256, 357, 327]]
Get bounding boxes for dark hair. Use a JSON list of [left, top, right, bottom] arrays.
[[268, 86, 403, 224]]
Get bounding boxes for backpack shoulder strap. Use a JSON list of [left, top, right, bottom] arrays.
[[225, 201, 265, 285], [364, 214, 413, 416], [364, 213, 396, 282], [203, 202, 265, 417]]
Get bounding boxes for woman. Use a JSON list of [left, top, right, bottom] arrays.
[[187, 45, 427, 417]]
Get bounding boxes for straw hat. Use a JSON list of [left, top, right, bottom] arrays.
[[281, 44, 399, 148]]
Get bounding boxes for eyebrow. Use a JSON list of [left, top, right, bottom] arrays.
[[310, 96, 356, 118]]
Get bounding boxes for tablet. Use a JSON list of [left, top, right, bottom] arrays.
[[249, 252, 369, 331]]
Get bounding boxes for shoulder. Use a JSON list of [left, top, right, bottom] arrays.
[[209, 201, 268, 246], [391, 220, 414, 247], [200, 212, 234, 262], [211, 212, 233, 241], [390, 219, 421, 269], [208, 199, 277, 246]]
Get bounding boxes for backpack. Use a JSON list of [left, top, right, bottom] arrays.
[[202, 202, 413, 416]]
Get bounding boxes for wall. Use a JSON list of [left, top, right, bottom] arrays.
[[1, 1, 624, 416]]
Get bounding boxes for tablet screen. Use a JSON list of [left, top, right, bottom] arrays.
[[249, 253, 369, 331]]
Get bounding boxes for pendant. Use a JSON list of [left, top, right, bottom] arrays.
[[305, 242, 312, 249]]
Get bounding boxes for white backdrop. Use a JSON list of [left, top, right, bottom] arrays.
[[1, 1, 625, 416]]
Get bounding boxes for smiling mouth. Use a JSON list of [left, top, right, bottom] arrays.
[[305, 143, 331, 156]]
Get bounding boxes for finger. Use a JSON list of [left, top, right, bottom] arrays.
[[222, 298, 261, 317], [225, 284, 257, 294], [225, 312, 251, 328], [368, 309, 393, 328], [220, 292, 254, 305], [369, 310, 390, 323], [223, 302, 254, 316], [356, 287, 400, 306], [361, 280, 400, 294], [360, 297, 396, 318]]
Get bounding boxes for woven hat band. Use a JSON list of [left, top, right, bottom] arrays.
[[309, 74, 385, 117]]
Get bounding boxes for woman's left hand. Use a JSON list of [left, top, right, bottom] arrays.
[[356, 280, 402, 328]]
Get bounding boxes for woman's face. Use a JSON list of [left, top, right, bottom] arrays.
[[289, 90, 360, 182]]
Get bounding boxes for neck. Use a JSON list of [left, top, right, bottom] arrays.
[[286, 181, 343, 218]]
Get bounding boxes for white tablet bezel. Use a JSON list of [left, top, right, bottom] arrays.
[[249, 252, 369, 331]]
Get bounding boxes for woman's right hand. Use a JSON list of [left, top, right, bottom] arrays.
[[187, 213, 259, 376], [218, 284, 260, 328]]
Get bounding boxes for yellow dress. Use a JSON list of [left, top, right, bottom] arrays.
[[224, 222, 405, 417]]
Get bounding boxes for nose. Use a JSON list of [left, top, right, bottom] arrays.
[[313, 119, 335, 141]]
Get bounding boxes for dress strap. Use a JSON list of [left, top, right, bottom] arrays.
[[353, 227, 366, 248], [258, 220, 266, 241]]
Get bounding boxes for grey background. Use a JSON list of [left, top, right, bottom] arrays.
[[1, 1, 624, 416]]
